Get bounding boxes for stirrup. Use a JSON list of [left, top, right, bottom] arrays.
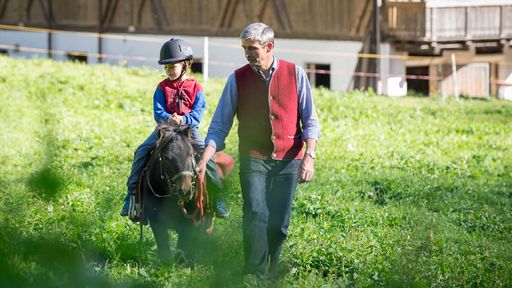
[[128, 192, 140, 223]]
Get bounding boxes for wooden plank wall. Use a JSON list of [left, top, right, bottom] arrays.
[[386, 2, 512, 41], [0, 0, 370, 40], [385, 2, 426, 40], [439, 63, 490, 98]]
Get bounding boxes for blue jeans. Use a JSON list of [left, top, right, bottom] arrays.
[[125, 127, 207, 193], [239, 156, 300, 277]]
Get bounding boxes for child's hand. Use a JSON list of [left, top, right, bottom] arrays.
[[171, 113, 184, 126]]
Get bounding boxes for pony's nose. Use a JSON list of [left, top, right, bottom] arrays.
[[177, 186, 194, 201], [177, 177, 194, 199], [179, 177, 193, 189]]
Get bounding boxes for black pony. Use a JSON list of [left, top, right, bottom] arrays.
[[133, 123, 214, 263]]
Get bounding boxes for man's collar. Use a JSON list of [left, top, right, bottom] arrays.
[[251, 57, 278, 76]]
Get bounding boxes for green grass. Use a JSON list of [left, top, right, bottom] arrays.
[[0, 55, 511, 287]]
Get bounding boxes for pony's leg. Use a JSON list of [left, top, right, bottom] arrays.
[[148, 219, 172, 263], [176, 222, 197, 263]]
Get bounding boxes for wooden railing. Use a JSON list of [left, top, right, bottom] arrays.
[[386, 3, 512, 41]]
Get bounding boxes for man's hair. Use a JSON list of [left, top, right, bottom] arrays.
[[240, 23, 274, 46]]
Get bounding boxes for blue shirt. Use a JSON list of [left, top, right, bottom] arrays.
[[152, 85, 206, 128], [206, 58, 321, 151]]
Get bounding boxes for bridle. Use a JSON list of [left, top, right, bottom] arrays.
[[143, 126, 209, 223], [146, 153, 197, 199], [146, 152, 205, 222]]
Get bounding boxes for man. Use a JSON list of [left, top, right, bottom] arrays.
[[196, 22, 320, 279]]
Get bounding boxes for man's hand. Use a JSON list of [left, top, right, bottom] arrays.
[[170, 113, 184, 126], [299, 139, 317, 183], [195, 159, 207, 178], [196, 145, 216, 178], [298, 155, 315, 183]]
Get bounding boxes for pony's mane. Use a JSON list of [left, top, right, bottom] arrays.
[[155, 122, 200, 154]]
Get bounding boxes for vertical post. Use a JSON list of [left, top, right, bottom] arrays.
[[203, 36, 209, 83], [47, 0, 52, 59], [429, 63, 438, 97], [374, 0, 381, 94], [499, 6, 503, 37], [451, 53, 460, 100], [431, 7, 434, 40], [490, 62, 497, 98], [98, 0, 103, 63], [464, 7, 468, 39]]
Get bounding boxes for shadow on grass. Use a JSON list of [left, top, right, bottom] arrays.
[[0, 222, 113, 287]]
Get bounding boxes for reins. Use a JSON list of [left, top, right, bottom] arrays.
[[178, 172, 207, 225]]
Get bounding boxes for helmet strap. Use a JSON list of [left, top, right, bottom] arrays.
[[169, 61, 188, 82]]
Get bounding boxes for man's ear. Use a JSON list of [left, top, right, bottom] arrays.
[[265, 41, 273, 53]]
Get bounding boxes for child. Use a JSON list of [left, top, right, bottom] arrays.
[[121, 38, 229, 218]]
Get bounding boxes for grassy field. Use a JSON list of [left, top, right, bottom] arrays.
[[0, 55, 511, 287]]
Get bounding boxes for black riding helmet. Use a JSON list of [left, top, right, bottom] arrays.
[[158, 38, 193, 64]]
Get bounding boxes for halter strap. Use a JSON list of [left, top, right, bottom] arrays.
[[171, 170, 195, 182]]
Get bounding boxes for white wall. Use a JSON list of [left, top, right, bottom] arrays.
[[498, 46, 512, 100], [0, 30, 48, 59], [379, 43, 408, 96], [274, 38, 362, 92], [53, 31, 102, 63], [1, 30, 364, 92]]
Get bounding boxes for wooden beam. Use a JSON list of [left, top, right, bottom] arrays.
[[218, 0, 231, 29], [354, 0, 372, 35], [218, 0, 239, 30], [137, 0, 146, 26], [149, 0, 169, 29], [257, 0, 270, 22], [38, 0, 53, 59], [98, 0, 103, 63], [270, 0, 292, 31], [100, 0, 113, 25], [275, 0, 293, 30], [226, 0, 239, 29], [106, 0, 120, 27], [26, 0, 34, 21], [136, 0, 168, 29], [37, 0, 50, 24], [0, 0, 8, 20]]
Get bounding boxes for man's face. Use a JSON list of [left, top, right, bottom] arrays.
[[241, 39, 272, 68]]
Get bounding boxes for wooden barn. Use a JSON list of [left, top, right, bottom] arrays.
[[1, 0, 512, 98], [386, 0, 512, 98]]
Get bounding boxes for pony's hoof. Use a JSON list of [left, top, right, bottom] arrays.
[[174, 249, 187, 264], [157, 254, 173, 265]]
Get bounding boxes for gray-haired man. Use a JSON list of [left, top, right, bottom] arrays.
[[197, 22, 320, 279]]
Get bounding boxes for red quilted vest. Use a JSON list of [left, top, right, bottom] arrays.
[[235, 60, 304, 160], [157, 78, 202, 115]]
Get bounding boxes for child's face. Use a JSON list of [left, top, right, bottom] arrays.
[[164, 62, 184, 80]]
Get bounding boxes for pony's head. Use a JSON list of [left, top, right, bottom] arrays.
[[153, 122, 198, 202]]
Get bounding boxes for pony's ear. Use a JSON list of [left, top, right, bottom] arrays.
[[157, 119, 170, 136], [178, 125, 192, 138], [156, 124, 167, 146]]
